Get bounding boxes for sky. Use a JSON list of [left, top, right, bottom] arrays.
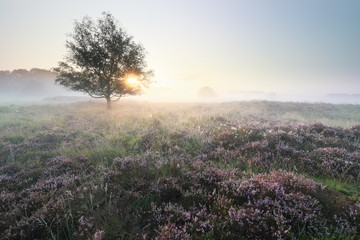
[[1, 0, 360, 97]]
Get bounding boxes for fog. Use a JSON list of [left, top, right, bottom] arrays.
[[0, 68, 359, 105], [0, 68, 85, 103], [139, 86, 360, 104]]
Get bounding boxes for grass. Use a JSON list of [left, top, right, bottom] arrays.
[[0, 100, 360, 239], [308, 176, 360, 201]]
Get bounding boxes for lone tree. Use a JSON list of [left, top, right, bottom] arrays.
[[54, 12, 152, 109]]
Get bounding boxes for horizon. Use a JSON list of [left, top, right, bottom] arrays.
[[1, 66, 360, 105]]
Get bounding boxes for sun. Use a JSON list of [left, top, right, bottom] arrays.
[[125, 76, 140, 86]]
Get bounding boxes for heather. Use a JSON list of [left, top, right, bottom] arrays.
[[0, 100, 360, 239]]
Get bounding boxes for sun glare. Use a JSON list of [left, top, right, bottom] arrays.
[[125, 76, 139, 86]]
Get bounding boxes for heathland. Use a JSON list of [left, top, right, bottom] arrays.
[[1, 100, 360, 239]]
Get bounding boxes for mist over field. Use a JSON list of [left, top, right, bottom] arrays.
[[1, 68, 360, 104], [0, 69, 83, 102], [1, 0, 360, 239]]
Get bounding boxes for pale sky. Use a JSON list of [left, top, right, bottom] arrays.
[[1, 0, 360, 96]]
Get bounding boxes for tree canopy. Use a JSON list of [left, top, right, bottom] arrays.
[[54, 12, 152, 109]]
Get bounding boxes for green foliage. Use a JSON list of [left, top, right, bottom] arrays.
[[54, 12, 152, 109]]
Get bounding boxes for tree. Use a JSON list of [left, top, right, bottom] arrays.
[[197, 86, 217, 97], [54, 12, 152, 109]]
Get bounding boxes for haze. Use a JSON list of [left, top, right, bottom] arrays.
[[1, 0, 360, 102]]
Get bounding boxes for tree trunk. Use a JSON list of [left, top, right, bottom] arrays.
[[106, 98, 111, 110]]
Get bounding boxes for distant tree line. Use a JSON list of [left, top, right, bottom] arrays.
[[0, 69, 70, 100]]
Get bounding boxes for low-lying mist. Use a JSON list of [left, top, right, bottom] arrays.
[[1, 68, 360, 105], [0, 68, 82, 103]]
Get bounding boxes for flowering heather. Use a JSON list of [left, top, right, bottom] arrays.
[[149, 170, 360, 239], [0, 101, 360, 239]]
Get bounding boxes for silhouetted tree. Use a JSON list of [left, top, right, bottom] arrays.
[[54, 12, 152, 109]]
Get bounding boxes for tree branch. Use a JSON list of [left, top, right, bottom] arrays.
[[111, 94, 122, 102]]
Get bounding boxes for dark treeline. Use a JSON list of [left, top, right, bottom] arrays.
[[0, 68, 73, 101]]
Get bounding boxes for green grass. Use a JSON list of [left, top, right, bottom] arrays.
[[308, 176, 360, 201]]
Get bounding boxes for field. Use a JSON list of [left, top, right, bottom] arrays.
[[1, 100, 360, 239]]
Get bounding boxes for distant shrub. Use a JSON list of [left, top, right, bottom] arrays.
[[197, 86, 217, 98]]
